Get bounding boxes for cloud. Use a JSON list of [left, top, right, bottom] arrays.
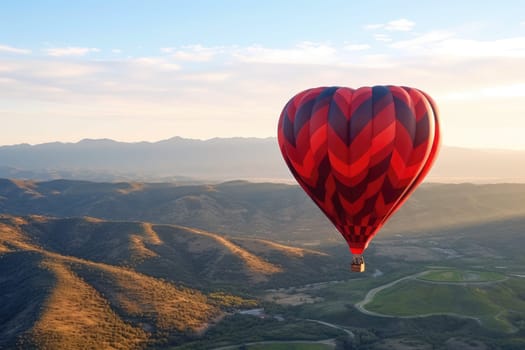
[[389, 31, 456, 49], [34, 62, 102, 78], [435, 37, 525, 58], [132, 57, 181, 71], [232, 42, 338, 64], [374, 34, 392, 42], [0, 44, 31, 54], [365, 18, 415, 32], [344, 44, 371, 51], [439, 83, 525, 101], [162, 43, 341, 65], [180, 72, 231, 82], [390, 32, 525, 58], [112, 49, 122, 54], [163, 45, 220, 62], [364, 24, 383, 30], [482, 83, 525, 98], [385, 19, 415, 31], [45, 47, 100, 57]]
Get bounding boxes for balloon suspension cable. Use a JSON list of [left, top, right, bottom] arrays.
[[351, 254, 365, 273]]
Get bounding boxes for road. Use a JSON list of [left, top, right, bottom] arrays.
[[354, 270, 483, 324], [305, 319, 354, 338], [212, 319, 354, 350], [212, 339, 336, 350], [354, 271, 426, 317]]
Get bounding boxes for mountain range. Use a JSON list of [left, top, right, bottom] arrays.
[[1, 137, 524, 183]]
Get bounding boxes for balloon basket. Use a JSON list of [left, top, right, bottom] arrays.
[[351, 255, 365, 272], [351, 262, 365, 272]]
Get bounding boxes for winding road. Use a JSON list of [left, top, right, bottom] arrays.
[[212, 339, 336, 350], [353, 270, 509, 324], [305, 319, 354, 338], [354, 271, 427, 317], [211, 319, 354, 350]]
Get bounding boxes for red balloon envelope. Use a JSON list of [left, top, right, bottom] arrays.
[[277, 86, 441, 256]]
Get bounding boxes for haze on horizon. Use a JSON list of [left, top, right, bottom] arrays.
[[1, 1, 525, 150]]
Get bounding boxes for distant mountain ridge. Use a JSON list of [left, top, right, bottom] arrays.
[[1, 137, 525, 183], [2, 178, 525, 243], [0, 137, 281, 183]]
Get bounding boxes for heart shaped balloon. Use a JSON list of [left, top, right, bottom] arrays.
[[277, 85, 441, 258]]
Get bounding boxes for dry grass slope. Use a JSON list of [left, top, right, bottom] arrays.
[[128, 223, 163, 264], [233, 237, 327, 258], [129, 234, 158, 263], [9, 179, 43, 197], [142, 223, 162, 245], [31, 260, 148, 350], [0, 220, 35, 251], [116, 182, 145, 195], [0, 242, 11, 253], [96, 265, 219, 332], [177, 225, 282, 281], [83, 216, 105, 223], [0, 216, 230, 348], [127, 223, 163, 264]]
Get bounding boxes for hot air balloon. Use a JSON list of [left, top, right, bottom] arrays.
[[277, 86, 440, 272]]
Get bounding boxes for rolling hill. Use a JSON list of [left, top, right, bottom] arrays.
[[0, 213, 346, 348], [1, 179, 525, 245], [0, 215, 223, 348]]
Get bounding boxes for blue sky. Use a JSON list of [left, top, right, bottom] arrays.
[[1, 1, 525, 148]]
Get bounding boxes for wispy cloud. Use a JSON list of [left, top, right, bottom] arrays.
[[45, 47, 100, 57], [34, 62, 102, 78], [389, 31, 456, 49], [440, 83, 525, 100], [161, 43, 341, 64], [162, 45, 220, 62], [390, 32, 525, 58], [385, 19, 415, 31], [365, 18, 415, 32], [180, 72, 231, 82], [0, 60, 102, 79], [232, 42, 337, 64], [344, 44, 371, 51], [482, 83, 525, 98], [364, 24, 383, 30], [0, 44, 31, 54], [132, 57, 181, 71], [435, 37, 525, 57], [373, 34, 392, 42]]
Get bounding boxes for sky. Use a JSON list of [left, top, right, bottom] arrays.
[[1, 0, 525, 149]]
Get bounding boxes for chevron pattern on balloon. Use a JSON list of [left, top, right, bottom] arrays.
[[278, 85, 440, 255]]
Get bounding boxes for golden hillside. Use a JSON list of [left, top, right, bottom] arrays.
[[175, 225, 282, 282], [0, 216, 257, 349], [231, 237, 327, 258]]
